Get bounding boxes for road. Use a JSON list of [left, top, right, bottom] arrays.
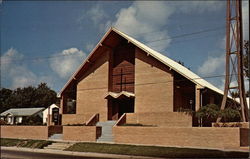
[[0, 149, 111, 159]]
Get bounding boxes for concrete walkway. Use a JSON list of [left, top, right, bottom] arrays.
[[1, 146, 162, 159]]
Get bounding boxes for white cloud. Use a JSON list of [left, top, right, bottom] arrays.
[[49, 48, 86, 79], [1, 48, 23, 67], [9, 67, 37, 89], [198, 54, 225, 76], [1, 48, 37, 88], [174, 1, 224, 14], [102, 1, 225, 52], [106, 1, 174, 52], [85, 43, 94, 52], [1, 48, 54, 89], [87, 4, 107, 25], [219, 78, 249, 92], [242, 0, 249, 40]]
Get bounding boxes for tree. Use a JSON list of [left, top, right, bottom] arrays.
[[196, 104, 220, 126], [243, 40, 249, 78], [21, 115, 43, 125], [196, 104, 241, 127], [221, 107, 241, 122], [33, 83, 58, 107], [0, 83, 58, 113], [0, 88, 13, 113]]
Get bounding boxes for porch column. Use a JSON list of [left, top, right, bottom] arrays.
[[60, 95, 64, 114], [195, 85, 203, 111], [48, 105, 51, 126]]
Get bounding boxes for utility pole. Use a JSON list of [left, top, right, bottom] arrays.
[[217, 0, 248, 122]]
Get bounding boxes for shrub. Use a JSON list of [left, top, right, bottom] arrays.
[[221, 107, 241, 122], [196, 104, 220, 120], [22, 115, 43, 125], [196, 104, 242, 127]]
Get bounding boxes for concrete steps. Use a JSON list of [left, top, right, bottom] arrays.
[[48, 133, 63, 140], [43, 142, 74, 151], [97, 120, 116, 143]]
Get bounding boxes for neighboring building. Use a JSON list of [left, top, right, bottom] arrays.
[[0, 107, 44, 125], [58, 27, 230, 126], [42, 104, 59, 125], [247, 97, 249, 108], [236, 97, 249, 108]]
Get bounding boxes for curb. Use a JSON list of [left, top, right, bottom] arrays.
[[1, 146, 162, 159]]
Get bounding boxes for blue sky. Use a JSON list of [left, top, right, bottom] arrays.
[[1, 1, 249, 92]]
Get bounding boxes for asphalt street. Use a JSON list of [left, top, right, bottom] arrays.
[[0, 149, 111, 159]]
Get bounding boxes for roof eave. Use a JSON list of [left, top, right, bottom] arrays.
[[58, 27, 114, 97]]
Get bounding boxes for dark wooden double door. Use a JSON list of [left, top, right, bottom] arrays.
[[108, 98, 134, 120]]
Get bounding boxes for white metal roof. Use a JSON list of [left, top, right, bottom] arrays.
[[58, 27, 224, 96], [1, 107, 45, 116]]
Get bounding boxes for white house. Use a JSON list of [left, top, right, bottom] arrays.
[[42, 104, 59, 124], [0, 107, 44, 125]]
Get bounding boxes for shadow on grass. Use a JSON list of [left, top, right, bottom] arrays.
[[0, 138, 53, 149], [65, 142, 249, 158]]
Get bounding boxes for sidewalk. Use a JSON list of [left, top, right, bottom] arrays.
[[1, 146, 162, 159]]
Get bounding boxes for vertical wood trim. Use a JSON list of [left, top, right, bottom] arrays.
[[108, 50, 114, 92], [195, 86, 201, 112], [60, 96, 64, 114]]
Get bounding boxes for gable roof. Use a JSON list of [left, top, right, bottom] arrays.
[[1, 107, 45, 117], [58, 27, 224, 97]]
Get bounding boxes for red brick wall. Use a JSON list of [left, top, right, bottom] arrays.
[[1, 126, 48, 140], [61, 114, 93, 125], [113, 126, 240, 149], [76, 52, 109, 122], [63, 126, 98, 141], [135, 48, 174, 113], [126, 112, 192, 127]]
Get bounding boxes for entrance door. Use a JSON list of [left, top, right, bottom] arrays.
[[107, 98, 134, 120]]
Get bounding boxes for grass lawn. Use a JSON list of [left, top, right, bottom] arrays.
[[66, 142, 249, 158], [0, 138, 53, 149]]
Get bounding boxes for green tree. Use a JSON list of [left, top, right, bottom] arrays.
[[196, 104, 221, 126], [196, 104, 241, 127], [0, 88, 13, 113], [0, 83, 58, 113], [21, 115, 43, 125], [243, 40, 249, 78], [221, 107, 241, 122], [243, 40, 249, 97], [33, 83, 58, 107]]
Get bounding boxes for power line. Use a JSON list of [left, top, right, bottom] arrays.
[[1, 26, 225, 64], [145, 26, 224, 44], [1, 52, 85, 64], [63, 73, 248, 93], [149, 31, 225, 49], [126, 21, 225, 37]]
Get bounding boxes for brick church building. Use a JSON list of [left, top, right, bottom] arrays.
[[58, 27, 225, 126], [2, 28, 246, 150]]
